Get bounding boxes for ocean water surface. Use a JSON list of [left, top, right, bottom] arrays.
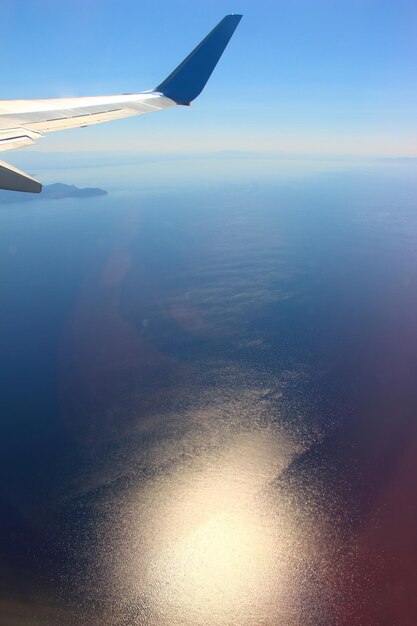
[[1, 158, 417, 625]]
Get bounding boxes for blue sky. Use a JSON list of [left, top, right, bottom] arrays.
[[2, 0, 417, 157]]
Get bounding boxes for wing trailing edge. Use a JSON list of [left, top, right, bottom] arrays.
[[0, 160, 42, 193]]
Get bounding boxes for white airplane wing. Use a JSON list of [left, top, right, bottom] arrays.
[[0, 14, 242, 193]]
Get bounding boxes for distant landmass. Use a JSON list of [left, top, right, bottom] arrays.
[[41, 183, 108, 199], [0, 182, 108, 204]]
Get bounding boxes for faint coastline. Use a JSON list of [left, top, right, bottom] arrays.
[[0, 182, 108, 204]]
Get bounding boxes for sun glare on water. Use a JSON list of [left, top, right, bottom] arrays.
[[108, 428, 309, 625]]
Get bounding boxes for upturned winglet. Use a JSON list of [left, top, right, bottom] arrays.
[[155, 14, 242, 105]]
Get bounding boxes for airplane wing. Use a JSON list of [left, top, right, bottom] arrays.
[[0, 14, 242, 193]]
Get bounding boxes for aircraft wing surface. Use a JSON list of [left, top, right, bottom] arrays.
[[0, 14, 242, 192]]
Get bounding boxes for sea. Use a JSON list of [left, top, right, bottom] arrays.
[[1, 155, 416, 625]]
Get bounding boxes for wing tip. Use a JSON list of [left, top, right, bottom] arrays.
[[0, 160, 42, 193], [155, 14, 242, 105]]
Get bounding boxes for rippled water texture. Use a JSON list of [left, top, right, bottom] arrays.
[[1, 163, 417, 624]]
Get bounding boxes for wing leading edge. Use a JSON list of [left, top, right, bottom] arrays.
[[0, 14, 242, 193]]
